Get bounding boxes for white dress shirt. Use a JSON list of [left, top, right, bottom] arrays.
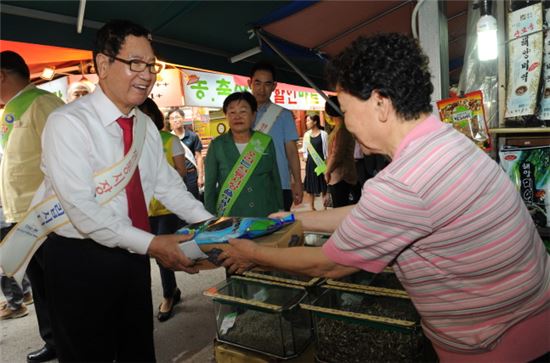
[[31, 86, 213, 254]]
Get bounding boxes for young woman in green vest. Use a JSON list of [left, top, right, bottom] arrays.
[[204, 92, 283, 217]]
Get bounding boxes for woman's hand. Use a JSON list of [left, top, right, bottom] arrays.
[[218, 238, 258, 274], [269, 211, 292, 219]]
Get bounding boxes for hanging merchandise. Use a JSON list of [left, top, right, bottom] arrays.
[[436, 90, 491, 151], [458, 1, 498, 129], [537, 4, 550, 125], [504, 2, 545, 127], [499, 145, 550, 227]]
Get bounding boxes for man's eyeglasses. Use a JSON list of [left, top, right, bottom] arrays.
[[105, 54, 163, 74]]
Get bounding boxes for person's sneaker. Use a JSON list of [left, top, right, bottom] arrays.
[[23, 292, 34, 305], [0, 305, 28, 320], [0, 300, 7, 309]]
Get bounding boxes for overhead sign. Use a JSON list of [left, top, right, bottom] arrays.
[[182, 69, 326, 110], [148, 69, 184, 108]]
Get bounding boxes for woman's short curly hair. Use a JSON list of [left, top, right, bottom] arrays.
[[326, 33, 433, 121]]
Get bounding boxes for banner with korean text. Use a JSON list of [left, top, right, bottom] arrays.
[[181, 69, 326, 110]]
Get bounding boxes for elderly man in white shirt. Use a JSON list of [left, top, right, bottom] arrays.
[[31, 20, 212, 362]]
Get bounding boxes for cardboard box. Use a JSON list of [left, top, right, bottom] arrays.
[[194, 221, 303, 270]]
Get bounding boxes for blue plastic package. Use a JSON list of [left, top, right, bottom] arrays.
[[175, 214, 295, 245]]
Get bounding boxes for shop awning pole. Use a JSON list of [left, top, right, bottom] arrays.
[[255, 30, 342, 116], [77, 0, 86, 34]]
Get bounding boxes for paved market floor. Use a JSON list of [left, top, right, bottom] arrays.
[[0, 201, 322, 363], [0, 264, 226, 363]]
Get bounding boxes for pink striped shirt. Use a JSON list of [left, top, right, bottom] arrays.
[[323, 115, 550, 353]]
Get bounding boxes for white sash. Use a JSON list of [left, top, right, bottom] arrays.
[[253, 103, 283, 134], [0, 112, 148, 282]]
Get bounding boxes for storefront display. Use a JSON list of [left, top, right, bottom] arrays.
[[505, 2, 545, 127], [499, 145, 550, 227]]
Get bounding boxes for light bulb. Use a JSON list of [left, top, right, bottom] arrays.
[[477, 14, 498, 61]]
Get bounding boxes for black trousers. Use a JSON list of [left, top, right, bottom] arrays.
[[43, 234, 155, 362], [27, 246, 56, 350], [283, 189, 293, 211], [184, 170, 200, 200], [328, 181, 355, 208], [149, 214, 185, 299]]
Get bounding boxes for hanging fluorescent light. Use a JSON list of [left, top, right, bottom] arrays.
[[477, 1, 497, 61], [229, 46, 261, 64]]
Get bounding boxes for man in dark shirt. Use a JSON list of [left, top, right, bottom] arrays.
[[181, 126, 203, 199], [168, 109, 203, 199]]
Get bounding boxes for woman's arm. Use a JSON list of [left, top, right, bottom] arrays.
[[172, 154, 187, 178], [222, 241, 359, 278], [295, 205, 354, 233]]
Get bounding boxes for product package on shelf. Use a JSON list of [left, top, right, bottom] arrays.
[[204, 276, 313, 360], [175, 215, 303, 269], [436, 90, 491, 151], [499, 145, 550, 227], [505, 2, 546, 127], [300, 284, 436, 363], [538, 5, 550, 126]]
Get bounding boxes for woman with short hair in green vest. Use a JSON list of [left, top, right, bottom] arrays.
[[139, 98, 187, 322], [205, 92, 283, 217]]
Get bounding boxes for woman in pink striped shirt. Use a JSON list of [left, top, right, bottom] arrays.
[[220, 33, 549, 362]]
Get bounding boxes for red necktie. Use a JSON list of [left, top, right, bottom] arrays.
[[116, 116, 150, 232]]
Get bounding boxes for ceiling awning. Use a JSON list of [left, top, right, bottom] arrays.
[[0, 1, 468, 88], [0, 40, 93, 75]]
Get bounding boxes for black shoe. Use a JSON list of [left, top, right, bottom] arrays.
[[157, 288, 181, 322], [27, 345, 56, 363]]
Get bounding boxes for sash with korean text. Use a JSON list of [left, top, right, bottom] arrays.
[[216, 132, 270, 216], [0, 112, 148, 282], [253, 103, 283, 134], [304, 132, 326, 176]]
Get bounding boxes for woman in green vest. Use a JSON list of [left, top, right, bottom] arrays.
[[139, 98, 187, 322], [205, 92, 283, 217]]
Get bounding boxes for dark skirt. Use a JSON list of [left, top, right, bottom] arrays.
[[303, 134, 327, 194]]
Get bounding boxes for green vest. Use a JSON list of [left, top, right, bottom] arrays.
[[148, 131, 176, 217], [1, 87, 50, 148]]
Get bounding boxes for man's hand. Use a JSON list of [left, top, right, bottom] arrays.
[[219, 239, 258, 274], [147, 234, 199, 274], [291, 180, 303, 206]]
